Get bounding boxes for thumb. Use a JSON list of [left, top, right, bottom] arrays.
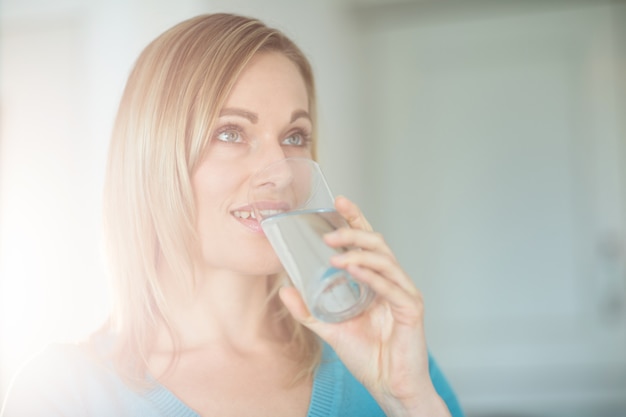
[[279, 287, 341, 347], [279, 286, 314, 324]]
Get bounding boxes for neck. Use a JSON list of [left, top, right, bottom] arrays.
[[153, 261, 287, 354]]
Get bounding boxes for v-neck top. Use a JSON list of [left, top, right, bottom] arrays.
[[1, 340, 464, 417]]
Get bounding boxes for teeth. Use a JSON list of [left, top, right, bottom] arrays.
[[234, 209, 282, 219], [233, 210, 257, 219], [260, 209, 283, 217], [234, 210, 251, 219]]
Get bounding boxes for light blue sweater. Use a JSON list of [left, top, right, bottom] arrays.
[[1, 340, 463, 416]]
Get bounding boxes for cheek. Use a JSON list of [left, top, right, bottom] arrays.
[[192, 184, 232, 261], [194, 180, 237, 240], [283, 146, 313, 160], [192, 165, 248, 242], [193, 161, 247, 214]]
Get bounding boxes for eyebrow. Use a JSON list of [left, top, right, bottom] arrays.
[[291, 110, 312, 123], [219, 108, 312, 124], [219, 108, 258, 123]]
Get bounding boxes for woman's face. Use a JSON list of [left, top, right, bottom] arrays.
[[192, 51, 313, 276]]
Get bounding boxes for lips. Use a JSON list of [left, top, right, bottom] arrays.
[[231, 201, 290, 232]]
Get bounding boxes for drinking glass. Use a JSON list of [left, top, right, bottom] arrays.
[[249, 157, 374, 323]]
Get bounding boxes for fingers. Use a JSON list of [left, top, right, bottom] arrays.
[[335, 195, 373, 232], [289, 196, 422, 332], [325, 201, 420, 305], [325, 227, 395, 258], [330, 247, 417, 297], [346, 264, 424, 326]]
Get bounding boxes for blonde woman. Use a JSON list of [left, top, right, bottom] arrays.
[[1, 13, 464, 417]]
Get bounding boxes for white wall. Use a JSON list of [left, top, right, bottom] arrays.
[[353, 1, 626, 416]]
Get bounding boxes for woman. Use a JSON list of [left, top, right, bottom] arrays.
[[1, 13, 463, 417]]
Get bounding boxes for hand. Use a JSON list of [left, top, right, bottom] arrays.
[[279, 196, 450, 417]]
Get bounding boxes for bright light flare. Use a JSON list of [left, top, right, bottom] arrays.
[[0, 21, 110, 396]]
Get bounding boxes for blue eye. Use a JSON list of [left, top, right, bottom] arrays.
[[216, 129, 243, 143], [282, 133, 309, 146]]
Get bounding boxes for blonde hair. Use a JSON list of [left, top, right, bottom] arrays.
[[101, 13, 320, 385]]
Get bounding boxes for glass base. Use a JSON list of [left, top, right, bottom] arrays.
[[310, 267, 375, 323]]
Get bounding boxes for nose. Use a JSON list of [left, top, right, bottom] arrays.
[[249, 138, 293, 187], [250, 157, 294, 190], [248, 157, 298, 215]]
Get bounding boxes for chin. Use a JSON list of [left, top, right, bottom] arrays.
[[225, 251, 284, 276], [202, 238, 285, 275], [249, 258, 285, 276]]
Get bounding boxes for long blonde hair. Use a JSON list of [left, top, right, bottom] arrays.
[[101, 13, 320, 385]]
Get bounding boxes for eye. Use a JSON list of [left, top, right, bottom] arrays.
[[281, 132, 310, 147], [216, 128, 244, 143]]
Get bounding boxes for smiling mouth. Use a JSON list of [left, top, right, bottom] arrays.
[[232, 209, 285, 220]]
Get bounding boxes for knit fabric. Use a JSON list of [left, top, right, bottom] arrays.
[[1, 340, 463, 416]]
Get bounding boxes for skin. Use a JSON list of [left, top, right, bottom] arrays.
[[151, 51, 450, 417]]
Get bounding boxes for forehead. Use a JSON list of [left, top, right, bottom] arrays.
[[224, 52, 309, 111]]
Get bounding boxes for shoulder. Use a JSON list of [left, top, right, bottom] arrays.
[[14, 342, 101, 382], [1, 343, 93, 416], [1, 342, 157, 417]]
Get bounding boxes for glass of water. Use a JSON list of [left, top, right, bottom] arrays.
[[248, 157, 375, 323]]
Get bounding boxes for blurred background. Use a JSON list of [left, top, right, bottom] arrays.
[[1, 0, 625, 416]]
